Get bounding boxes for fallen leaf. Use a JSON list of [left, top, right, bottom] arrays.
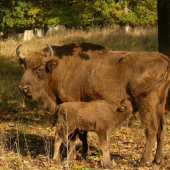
[[0, 159, 4, 166], [6, 151, 15, 156], [43, 161, 50, 167]]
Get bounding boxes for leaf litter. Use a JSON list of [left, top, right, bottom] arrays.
[[0, 107, 170, 170]]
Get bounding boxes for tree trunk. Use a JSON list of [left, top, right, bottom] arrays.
[[158, 0, 170, 109], [158, 0, 170, 57], [43, 24, 48, 37]]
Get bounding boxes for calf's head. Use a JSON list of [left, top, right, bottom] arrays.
[[16, 44, 58, 100]]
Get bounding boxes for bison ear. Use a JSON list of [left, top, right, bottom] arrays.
[[46, 59, 59, 72], [18, 58, 26, 71]]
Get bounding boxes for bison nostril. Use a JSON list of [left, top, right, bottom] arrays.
[[19, 84, 30, 94], [23, 86, 30, 93], [24, 88, 27, 93]]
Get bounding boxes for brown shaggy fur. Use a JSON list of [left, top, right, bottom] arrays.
[[53, 99, 132, 168], [17, 42, 170, 166]]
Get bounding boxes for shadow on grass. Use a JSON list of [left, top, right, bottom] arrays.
[[3, 128, 132, 165], [0, 55, 22, 78], [0, 55, 25, 109], [0, 106, 54, 127], [3, 129, 54, 159]]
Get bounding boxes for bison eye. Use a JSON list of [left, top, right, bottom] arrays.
[[35, 67, 44, 76]]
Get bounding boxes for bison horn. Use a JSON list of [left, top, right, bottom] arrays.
[[16, 44, 25, 59], [46, 44, 54, 60]]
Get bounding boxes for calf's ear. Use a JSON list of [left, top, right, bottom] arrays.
[[117, 106, 127, 112], [46, 59, 59, 72]]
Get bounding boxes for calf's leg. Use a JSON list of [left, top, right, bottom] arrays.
[[67, 131, 78, 161], [97, 131, 113, 169], [53, 131, 62, 162], [78, 131, 88, 158]]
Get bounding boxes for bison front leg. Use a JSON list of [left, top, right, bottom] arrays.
[[98, 131, 114, 169], [53, 132, 62, 163], [136, 94, 158, 166]]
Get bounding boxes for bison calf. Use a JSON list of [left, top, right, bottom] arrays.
[[53, 99, 132, 168]]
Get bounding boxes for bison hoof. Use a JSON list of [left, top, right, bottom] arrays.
[[152, 158, 162, 165], [82, 155, 87, 159], [139, 161, 151, 167], [53, 156, 60, 163], [103, 163, 114, 169]]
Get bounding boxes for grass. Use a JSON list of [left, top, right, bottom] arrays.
[[0, 26, 170, 169]]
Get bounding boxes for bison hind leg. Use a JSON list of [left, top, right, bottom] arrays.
[[135, 93, 158, 166], [136, 79, 169, 166], [153, 81, 169, 164]]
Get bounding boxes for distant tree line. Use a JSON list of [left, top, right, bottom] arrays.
[[0, 0, 157, 33]]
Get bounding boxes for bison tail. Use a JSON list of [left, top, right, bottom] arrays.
[[159, 52, 170, 81], [141, 68, 170, 96]]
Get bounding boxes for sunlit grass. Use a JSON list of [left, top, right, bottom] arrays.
[[0, 26, 158, 58]]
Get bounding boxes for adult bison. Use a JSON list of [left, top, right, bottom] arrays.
[[16, 43, 170, 166]]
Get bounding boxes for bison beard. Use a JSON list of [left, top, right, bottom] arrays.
[[16, 42, 170, 167]]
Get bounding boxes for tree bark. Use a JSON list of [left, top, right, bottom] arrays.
[[158, 0, 170, 57], [158, 0, 170, 109]]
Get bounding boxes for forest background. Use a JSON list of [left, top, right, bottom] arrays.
[[0, 0, 157, 33]]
